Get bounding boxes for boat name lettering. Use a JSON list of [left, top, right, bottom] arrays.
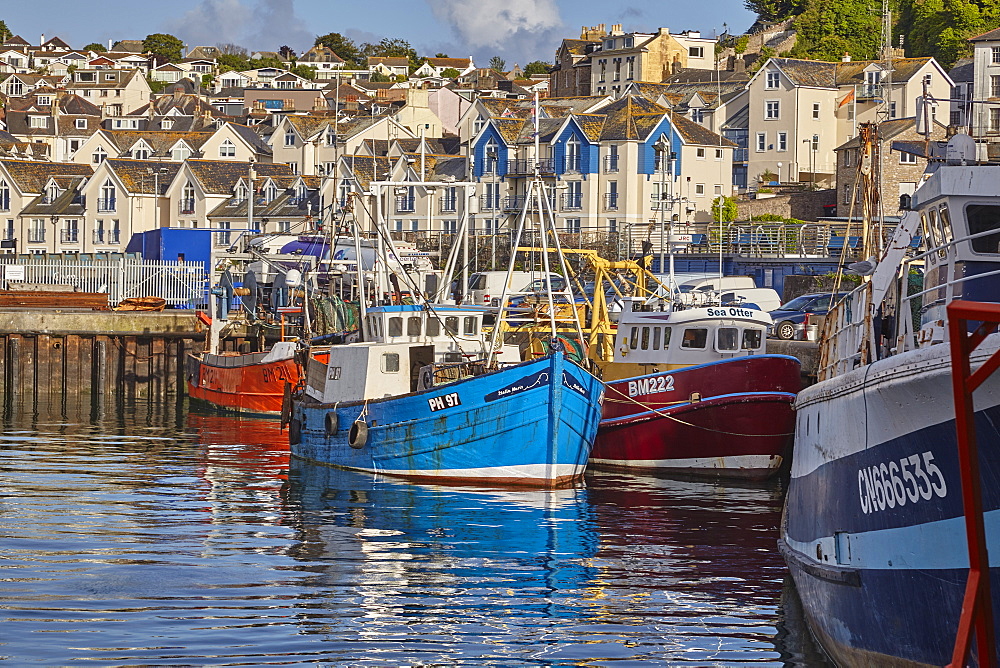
[[707, 307, 756, 318], [484, 370, 549, 402], [262, 365, 290, 383], [562, 371, 587, 396], [428, 392, 461, 412], [857, 451, 947, 514], [627, 375, 675, 397]]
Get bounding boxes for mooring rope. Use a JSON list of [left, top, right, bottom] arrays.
[[604, 387, 795, 438]]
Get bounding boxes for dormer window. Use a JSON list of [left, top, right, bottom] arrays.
[[47, 183, 60, 203], [37, 95, 51, 106], [75, 118, 87, 130], [161, 118, 173, 130], [235, 184, 247, 202], [28, 116, 48, 129], [172, 145, 190, 160], [133, 144, 149, 160], [264, 183, 277, 201]]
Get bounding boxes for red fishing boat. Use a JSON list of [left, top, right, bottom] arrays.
[[590, 302, 800, 479]]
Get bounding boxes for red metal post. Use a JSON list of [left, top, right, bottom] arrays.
[[947, 300, 999, 668]]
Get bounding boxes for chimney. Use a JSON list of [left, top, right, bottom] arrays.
[[842, 52, 851, 62], [40, 34, 45, 46], [108, 39, 112, 51]]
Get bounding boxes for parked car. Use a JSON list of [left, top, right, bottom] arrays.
[[768, 292, 848, 340]]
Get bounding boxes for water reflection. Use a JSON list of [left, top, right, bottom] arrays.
[[0, 403, 828, 665]]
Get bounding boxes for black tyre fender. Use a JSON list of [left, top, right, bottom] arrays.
[[348, 420, 368, 449], [324, 405, 339, 436], [288, 418, 302, 445]]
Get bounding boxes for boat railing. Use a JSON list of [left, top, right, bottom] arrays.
[[423, 359, 491, 388], [817, 226, 1000, 381]]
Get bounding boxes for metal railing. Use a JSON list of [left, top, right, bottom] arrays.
[[563, 156, 581, 173], [440, 198, 457, 213], [604, 156, 619, 173], [60, 229, 79, 243], [561, 193, 583, 210], [395, 197, 415, 213], [480, 194, 500, 211], [27, 230, 45, 243], [604, 193, 619, 211], [179, 199, 195, 214], [0, 256, 208, 307], [97, 198, 116, 212]]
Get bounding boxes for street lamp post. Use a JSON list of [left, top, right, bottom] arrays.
[[776, 161, 782, 185], [653, 136, 673, 283]]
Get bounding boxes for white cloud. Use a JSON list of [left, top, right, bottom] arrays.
[[167, 0, 311, 52], [430, 0, 562, 48]]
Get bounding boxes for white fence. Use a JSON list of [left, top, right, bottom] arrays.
[[0, 257, 208, 308]]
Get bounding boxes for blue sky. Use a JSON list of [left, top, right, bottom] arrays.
[[7, 0, 756, 66]]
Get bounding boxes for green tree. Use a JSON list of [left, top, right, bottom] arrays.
[[440, 67, 460, 78], [362, 37, 420, 71], [83, 42, 107, 52], [370, 71, 390, 82], [217, 52, 251, 73], [523, 60, 550, 76], [0, 21, 11, 43], [143, 33, 184, 62], [291, 64, 317, 80], [488, 56, 506, 72], [315, 32, 362, 67], [712, 195, 738, 223], [787, 0, 881, 62]]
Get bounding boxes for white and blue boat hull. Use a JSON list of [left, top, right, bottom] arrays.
[[289, 354, 603, 487], [780, 335, 1000, 666]]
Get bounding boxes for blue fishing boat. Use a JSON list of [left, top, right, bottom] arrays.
[[289, 346, 603, 487], [779, 129, 1000, 665], [288, 166, 605, 487]]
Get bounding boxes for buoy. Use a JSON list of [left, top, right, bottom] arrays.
[[348, 420, 368, 449]]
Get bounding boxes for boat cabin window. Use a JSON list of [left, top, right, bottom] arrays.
[[426, 318, 440, 337], [662, 327, 672, 348], [629, 326, 639, 349], [967, 204, 1000, 254], [388, 317, 403, 337], [382, 352, 400, 373], [652, 327, 662, 350], [641, 326, 650, 349], [742, 329, 763, 350], [368, 316, 382, 338], [445, 317, 459, 335], [716, 327, 739, 351], [463, 316, 477, 336], [921, 212, 940, 249], [939, 204, 953, 246], [681, 328, 708, 349], [407, 316, 421, 336]]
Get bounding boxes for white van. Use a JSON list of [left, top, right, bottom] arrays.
[[466, 271, 563, 306], [716, 288, 782, 312]]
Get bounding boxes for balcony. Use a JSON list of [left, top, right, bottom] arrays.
[[507, 159, 556, 175], [733, 149, 749, 163], [97, 197, 116, 212], [28, 230, 45, 243], [179, 199, 195, 214], [858, 84, 884, 100], [395, 197, 415, 213], [480, 195, 500, 212], [604, 193, 619, 211], [440, 198, 457, 214], [108, 230, 120, 245], [562, 156, 581, 173], [603, 156, 619, 173], [561, 192, 583, 210], [61, 229, 79, 243], [93, 230, 105, 244]]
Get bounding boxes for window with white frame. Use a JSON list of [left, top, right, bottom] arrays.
[[715, 148, 723, 159], [843, 149, 854, 167], [689, 46, 704, 58], [37, 95, 51, 106], [765, 70, 780, 89], [29, 116, 48, 128], [28, 218, 45, 243], [993, 46, 1000, 63], [695, 184, 705, 196], [219, 140, 235, 157], [756, 132, 766, 151], [161, 118, 173, 130], [812, 102, 820, 119], [991, 108, 1000, 132], [765, 100, 779, 119], [992, 75, 1000, 98], [132, 143, 149, 160], [777, 132, 787, 151], [0, 180, 9, 211], [288, 162, 298, 174], [172, 146, 191, 160], [899, 151, 917, 164], [284, 130, 295, 147], [843, 183, 852, 204], [696, 147, 706, 159], [75, 118, 87, 129], [714, 184, 723, 195]]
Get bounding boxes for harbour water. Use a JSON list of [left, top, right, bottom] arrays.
[[0, 400, 829, 665]]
